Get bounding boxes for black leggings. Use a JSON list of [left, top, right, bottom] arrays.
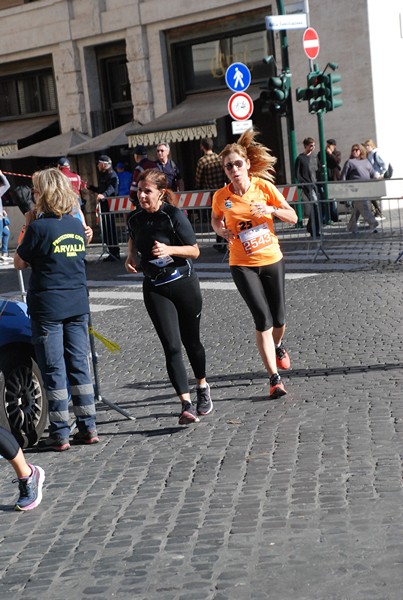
[[143, 272, 206, 396], [0, 426, 20, 460], [230, 259, 286, 331]]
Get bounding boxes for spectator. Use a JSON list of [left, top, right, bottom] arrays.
[[1, 209, 12, 263], [129, 145, 157, 206], [115, 162, 132, 196], [14, 167, 99, 451], [364, 139, 386, 219], [295, 137, 321, 237], [1, 426, 45, 511], [195, 138, 226, 191], [317, 138, 341, 223], [57, 157, 87, 197], [341, 143, 379, 234], [156, 142, 183, 191], [195, 138, 227, 252], [57, 157, 93, 242], [0, 170, 11, 263], [88, 155, 120, 261]]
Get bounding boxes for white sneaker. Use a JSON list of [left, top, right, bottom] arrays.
[[0, 255, 13, 263]]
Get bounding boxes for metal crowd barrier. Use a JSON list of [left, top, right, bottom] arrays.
[[96, 180, 403, 261]]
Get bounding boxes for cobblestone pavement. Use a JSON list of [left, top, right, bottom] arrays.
[[0, 248, 402, 600]]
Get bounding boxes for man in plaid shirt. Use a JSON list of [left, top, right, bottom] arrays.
[[195, 138, 227, 252], [195, 138, 227, 190]]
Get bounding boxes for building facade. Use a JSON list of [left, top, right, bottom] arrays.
[[0, 0, 401, 198]]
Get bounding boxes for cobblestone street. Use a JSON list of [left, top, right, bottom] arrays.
[[0, 252, 402, 600]]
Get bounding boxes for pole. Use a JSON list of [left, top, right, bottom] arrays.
[[276, 0, 303, 226]]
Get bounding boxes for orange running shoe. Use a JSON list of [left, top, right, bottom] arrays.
[[275, 342, 291, 370], [269, 374, 287, 399]]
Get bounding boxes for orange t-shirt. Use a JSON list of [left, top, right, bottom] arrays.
[[212, 177, 285, 267]]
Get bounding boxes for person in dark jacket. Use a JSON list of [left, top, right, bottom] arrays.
[[88, 155, 120, 261]]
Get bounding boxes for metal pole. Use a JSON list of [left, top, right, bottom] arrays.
[[276, 0, 303, 226]]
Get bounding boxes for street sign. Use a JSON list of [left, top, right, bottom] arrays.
[[303, 27, 320, 60], [231, 119, 253, 135], [225, 62, 251, 92], [228, 92, 254, 121], [285, 0, 306, 14], [265, 13, 307, 31]]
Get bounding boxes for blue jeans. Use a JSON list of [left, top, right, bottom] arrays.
[[2, 225, 10, 254], [31, 314, 96, 440]]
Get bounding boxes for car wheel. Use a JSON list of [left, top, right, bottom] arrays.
[[0, 350, 48, 448]]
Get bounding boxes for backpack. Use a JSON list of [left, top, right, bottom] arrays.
[[374, 151, 393, 179], [384, 163, 393, 179]]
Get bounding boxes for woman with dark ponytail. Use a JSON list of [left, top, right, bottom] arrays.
[[125, 169, 212, 425]]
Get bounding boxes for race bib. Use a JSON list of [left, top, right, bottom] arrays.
[[238, 223, 272, 255]]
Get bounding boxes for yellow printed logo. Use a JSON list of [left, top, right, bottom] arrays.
[[53, 233, 85, 257]]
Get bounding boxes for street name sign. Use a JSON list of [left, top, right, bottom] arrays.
[[303, 27, 320, 60], [265, 14, 307, 31]]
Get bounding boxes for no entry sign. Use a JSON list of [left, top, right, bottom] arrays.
[[303, 27, 320, 60]]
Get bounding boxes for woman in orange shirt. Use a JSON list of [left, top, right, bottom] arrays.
[[212, 129, 297, 398]]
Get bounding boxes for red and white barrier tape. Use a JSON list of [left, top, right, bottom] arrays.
[[2, 170, 32, 178]]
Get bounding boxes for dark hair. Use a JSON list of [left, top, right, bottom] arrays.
[[200, 138, 214, 151], [137, 169, 178, 206], [303, 137, 315, 147], [219, 129, 277, 183]]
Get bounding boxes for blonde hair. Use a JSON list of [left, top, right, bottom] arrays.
[[32, 168, 78, 217], [364, 139, 376, 150], [219, 129, 277, 183]]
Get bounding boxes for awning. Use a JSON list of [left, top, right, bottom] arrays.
[[68, 120, 141, 155], [4, 129, 90, 159], [0, 116, 58, 157], [126, 87, 260, 147]]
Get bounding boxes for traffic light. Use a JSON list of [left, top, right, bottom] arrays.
[[325, 73, 343, 111], [307, 72, 328, 113], [296, 68, 343, 114], [260, 72, 290, 115]]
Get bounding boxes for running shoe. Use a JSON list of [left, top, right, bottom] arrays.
[[72, 430, 100, 445], [14, 464, 45, 511], [196, 383, 213, 416], [275, 342, 291, 370], [178, 402, 200, 425], [37, 436, 70, 452], [269, 374, 287, 399]]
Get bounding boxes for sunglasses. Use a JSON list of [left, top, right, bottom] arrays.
[[224, 159, 244, 171], [352, 148, 360, 151]]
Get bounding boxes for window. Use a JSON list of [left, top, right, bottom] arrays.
[[173, 28, 273, 97], [0, 70, 57, 118]]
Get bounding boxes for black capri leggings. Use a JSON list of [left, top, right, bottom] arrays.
[[0, 426, 20, 460], [143, 272, 206, 396], [230, 259, 286, 332]]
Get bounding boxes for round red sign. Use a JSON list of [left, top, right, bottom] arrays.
[[228, 92, 254, 121], [303, 27, 320, 60]]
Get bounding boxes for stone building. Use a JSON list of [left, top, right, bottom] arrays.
[[0, 0, 401, 211]]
